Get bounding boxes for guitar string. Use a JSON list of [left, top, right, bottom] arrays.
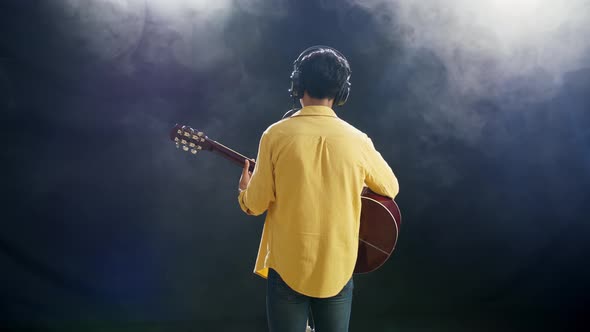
[[358, 238, 390, 256]]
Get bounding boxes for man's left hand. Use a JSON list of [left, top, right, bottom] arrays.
[[239, 159, 253, 191]]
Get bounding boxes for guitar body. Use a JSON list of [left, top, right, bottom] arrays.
[[355, 188, 402, 273], [170, 124, 402, 274]]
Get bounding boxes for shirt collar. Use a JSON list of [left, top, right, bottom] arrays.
[[292, 105, 338, 118]]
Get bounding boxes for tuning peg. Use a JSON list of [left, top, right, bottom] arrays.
[[175, 142, 180, 149], [182, 146, 189, 152], [191, 148, 198, 154]]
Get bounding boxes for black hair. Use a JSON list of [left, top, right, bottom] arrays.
[[298, 49, 350, 100]]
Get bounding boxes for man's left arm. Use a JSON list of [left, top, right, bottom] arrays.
[[238, 131, 275, 216]]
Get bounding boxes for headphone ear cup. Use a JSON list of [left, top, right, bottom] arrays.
[[289, 70, 302, 99], [335, 80, 351, 107]]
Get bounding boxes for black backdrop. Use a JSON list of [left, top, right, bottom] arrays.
[[1, 1, 589, 331]]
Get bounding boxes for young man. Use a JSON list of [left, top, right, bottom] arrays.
[[237, 46, 399, 332]]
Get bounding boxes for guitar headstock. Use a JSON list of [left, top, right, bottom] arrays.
[[170, 124, 213, 155]]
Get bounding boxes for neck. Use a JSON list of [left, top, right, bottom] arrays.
[[300, 94, 334, 108]]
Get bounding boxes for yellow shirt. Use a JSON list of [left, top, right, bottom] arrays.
[[238, 105, 399, 298]]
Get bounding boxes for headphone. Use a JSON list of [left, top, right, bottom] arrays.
[[288, 45, 351, 107]]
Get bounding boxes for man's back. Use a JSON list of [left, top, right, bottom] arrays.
[[238, 105, 398, 297]]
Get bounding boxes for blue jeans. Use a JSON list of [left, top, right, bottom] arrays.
[[266, 268, 354, 332]]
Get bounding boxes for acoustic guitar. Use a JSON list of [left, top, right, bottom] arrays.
[[170, 124, 402, 273]]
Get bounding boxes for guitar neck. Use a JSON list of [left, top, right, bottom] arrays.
[[207, 139, 256, 172]]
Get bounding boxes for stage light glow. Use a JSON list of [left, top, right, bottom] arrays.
[[149, 0, 233, 16], [458, 0, 572, 45], [348, 0, 590, 143], [354, 0, 590, 87]]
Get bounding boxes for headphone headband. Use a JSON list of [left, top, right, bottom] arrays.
[[294, 45, 350, 70]]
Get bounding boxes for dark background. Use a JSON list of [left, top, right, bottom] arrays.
[[1, 1, 589, 331]]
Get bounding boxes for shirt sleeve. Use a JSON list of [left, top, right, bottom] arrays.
[[363, 135, 399, 199], [238, 131, 276, 216]]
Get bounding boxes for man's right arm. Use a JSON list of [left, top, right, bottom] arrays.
[[363, 136, 399, 199]]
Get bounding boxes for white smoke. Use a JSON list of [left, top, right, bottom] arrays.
[[146, 0, 235, 70], [53, 0, 147, 61], [350, 0, 590, 97], [347, 0, 590, 144], [49, 0, 590, 145], [52, 0, 291, 72]]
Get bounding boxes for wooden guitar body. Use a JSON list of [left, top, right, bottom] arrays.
[[356, 188, 402, 273]]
